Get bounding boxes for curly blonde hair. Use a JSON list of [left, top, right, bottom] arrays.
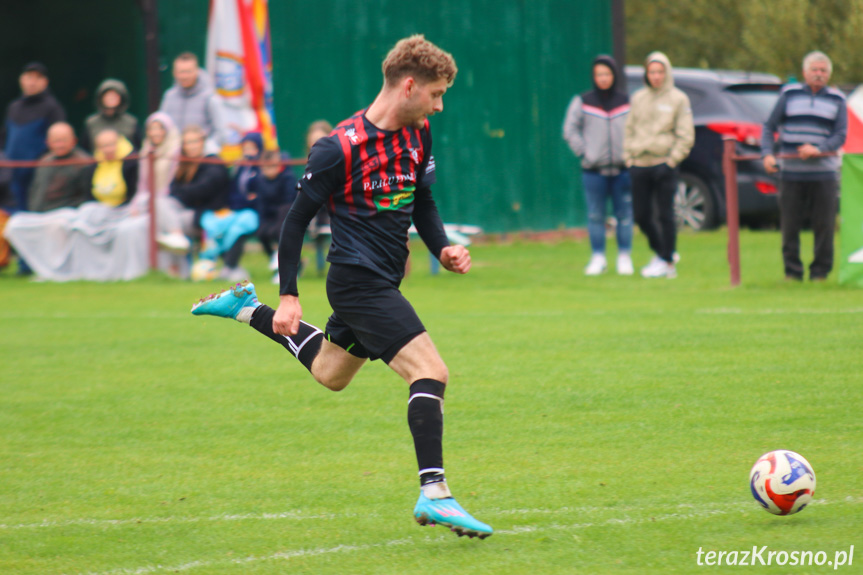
[[382, 34, 457, 87]]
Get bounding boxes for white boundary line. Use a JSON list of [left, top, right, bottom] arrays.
[[38, 497, 862, 575], [3, 307, 863, 322], [8, 496, 861, 532], [0, 510, 339, 530], [696, 307, 863, 315], [63, 509, 733, 575]]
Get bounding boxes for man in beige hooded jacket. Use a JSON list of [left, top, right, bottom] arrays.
[[624, 51, 694, 278]]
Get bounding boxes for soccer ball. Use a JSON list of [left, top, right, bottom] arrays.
[[749, 450, 816, 515], [190, 258, 219, 282]]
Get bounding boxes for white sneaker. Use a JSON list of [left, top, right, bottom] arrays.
[[156, 232, 191, 253], [641, 257, 676, 278], [616, 253, 634, 276], [666, 264, 677, 279], [673, 252, 680, 264], [640, 255, 663, 275], [584, 254, 607, 276]]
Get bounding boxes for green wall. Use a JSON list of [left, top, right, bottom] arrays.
[[0, 0, 611, 232], [0, 1, 146, 144], [0, 1, 611, 231], [155, 1, 614, 232]]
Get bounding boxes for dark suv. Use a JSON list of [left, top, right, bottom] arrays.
[[625, 66, 782, 230]]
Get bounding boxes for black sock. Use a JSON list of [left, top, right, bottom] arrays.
[[249, 305, 323, 372], [408, 379, 446, 487]]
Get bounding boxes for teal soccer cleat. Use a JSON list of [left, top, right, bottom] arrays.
[[191, 280, 260, 322], [413, 492, 493, 539]]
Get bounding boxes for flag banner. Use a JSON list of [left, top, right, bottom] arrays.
[[206, 0, 278, 159], [839, 154, 863, 287]]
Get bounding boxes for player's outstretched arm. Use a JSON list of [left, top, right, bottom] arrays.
[[439, 245, 471, 274], [273, 294, 303, 336]]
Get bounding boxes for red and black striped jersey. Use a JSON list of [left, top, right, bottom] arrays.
[[297, 109, 440, 282]]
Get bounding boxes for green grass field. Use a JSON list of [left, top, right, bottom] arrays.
[[1, 229, 861, 574]]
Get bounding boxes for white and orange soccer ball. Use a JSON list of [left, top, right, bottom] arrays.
[[749, 450, 816, 515], [190, 258, 219, 282]]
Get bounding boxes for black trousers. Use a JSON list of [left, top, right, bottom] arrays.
[[222, 234, 249, 268], [779, 179, 838, 279], [630, 164, 678, 263]]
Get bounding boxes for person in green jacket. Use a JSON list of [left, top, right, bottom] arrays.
[[80, 79, 141, 153]]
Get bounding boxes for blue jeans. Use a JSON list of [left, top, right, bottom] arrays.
[[199, 209, 260, 261], [581, 170, 633, 255]]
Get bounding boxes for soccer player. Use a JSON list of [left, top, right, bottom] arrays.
[[191, 35, 492, 539]]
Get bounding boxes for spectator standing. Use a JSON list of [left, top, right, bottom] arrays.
[[624, 51, 694, 279], [80, 79, 141, 153], [27, 122, 91, 213], [563, 54, 633, 276], [762, 51, 847, 282], [159, 53, 225, 154], [1, 63, 66, 211], [1, 62, 66, 274]]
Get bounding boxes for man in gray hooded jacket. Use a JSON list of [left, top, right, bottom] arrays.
[[159, 52, 226, 154], [563, 54, 633, 276]]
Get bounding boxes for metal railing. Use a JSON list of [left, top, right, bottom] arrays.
[[0, 153, 305, 270]]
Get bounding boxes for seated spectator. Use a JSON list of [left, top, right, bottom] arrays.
[[169, 124, 230, 257], [27, 122, 91, 213], [0, 151, 11, 210], [198, 131, 265, 281], [4, 128, 150, 281], [85, 128, 138, 206], [132, 111, 189, 253], [0, 151, 12, 268], [235, 131, 263, 195], [306, 120, 333, 275], [80, 79, 141, 153], [249, 148, 298, 282]]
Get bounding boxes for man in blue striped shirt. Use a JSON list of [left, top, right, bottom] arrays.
[[762, 51, 847, 281]]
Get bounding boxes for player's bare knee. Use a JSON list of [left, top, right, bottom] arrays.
[[314, 371, 350, 392], [323, 379, 350, 392], [428, 363, 449, 384]]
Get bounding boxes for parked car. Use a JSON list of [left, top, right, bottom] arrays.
[[625, 66, 782, 230]]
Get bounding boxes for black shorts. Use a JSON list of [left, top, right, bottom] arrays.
[[325, 263, 426, 363]]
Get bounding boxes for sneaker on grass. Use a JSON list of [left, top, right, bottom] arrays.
[[413, 488, 493, 539], [616, 253, 634, 276], [584, 254, 607, 276], [641, 257, 676, 279]]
